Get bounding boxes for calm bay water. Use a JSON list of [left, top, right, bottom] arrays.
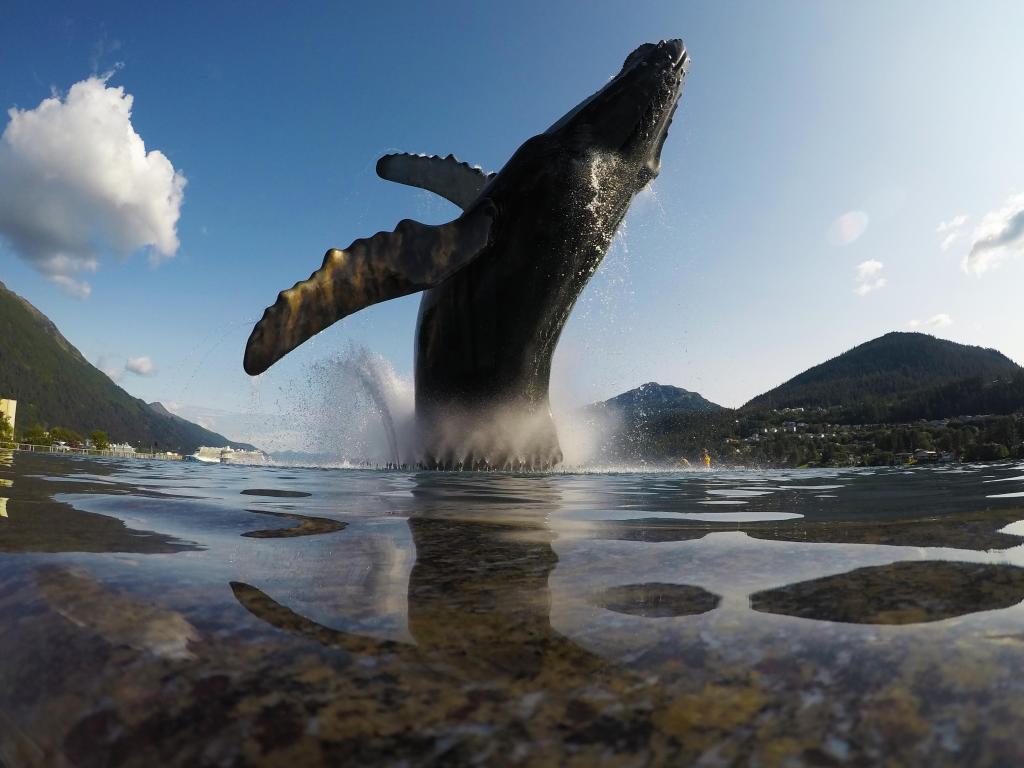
[[3, 451, 1024, 765]]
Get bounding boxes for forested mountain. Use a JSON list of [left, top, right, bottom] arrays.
[[595, 333, 1024, 466], [0, 280, 253, 453], [744, 332, 1022, 411], [581, 383, 723, 462], [838, 372, 1024, 424], [590, 382, 722, 423]]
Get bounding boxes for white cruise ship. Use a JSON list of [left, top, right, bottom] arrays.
[[189, 446, 267, 465]]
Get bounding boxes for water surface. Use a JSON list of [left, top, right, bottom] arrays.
[[3, 451, 1024, 765]]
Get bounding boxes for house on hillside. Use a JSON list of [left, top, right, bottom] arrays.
[[0, 398, 15, 438]]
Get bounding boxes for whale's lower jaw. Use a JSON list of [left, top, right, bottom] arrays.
[[415, 401, 563, 471]]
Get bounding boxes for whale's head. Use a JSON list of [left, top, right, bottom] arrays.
[[545, 39, 688, 188]]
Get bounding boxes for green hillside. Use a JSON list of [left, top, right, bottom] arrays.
[[0, 280, 253, 453], [744, 332, 1022, 412], [595, 334, 1024, 466]]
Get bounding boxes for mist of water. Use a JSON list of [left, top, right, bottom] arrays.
[[295, 345, 414, 467], [281, 341, 626, 471], [347, 347, 401, 465]]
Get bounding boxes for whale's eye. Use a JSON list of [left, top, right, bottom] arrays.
[[622, 43, 657, 71]]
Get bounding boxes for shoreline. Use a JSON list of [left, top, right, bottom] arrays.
[[0, 440, 182, 461]]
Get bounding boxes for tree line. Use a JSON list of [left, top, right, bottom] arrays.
[[606, 408, 1024, 468], [11, 424, 110, 450]]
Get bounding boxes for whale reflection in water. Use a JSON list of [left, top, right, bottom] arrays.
[[235, 476, 611, 682]]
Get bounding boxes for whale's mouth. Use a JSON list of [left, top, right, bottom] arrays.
[[546, 39, 688, 185], [628, 40, 688, 182]]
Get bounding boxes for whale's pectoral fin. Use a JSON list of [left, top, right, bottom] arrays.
[[376, 153, 495, 210], [243, 201, 495, 375]]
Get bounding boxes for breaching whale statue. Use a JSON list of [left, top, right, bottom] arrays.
[[244, 39, 689, 469]]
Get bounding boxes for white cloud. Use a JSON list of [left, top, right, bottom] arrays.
[[125, 356, 156, 376], [828, 210, 869, 246], [854, 259, 886, 296], [52, 274, 93, 299], [854, 279, 886, 296], [909, 313, 953, 329], [963, 193, 1024, 274], [0, 74, 186, 297], [855, 259, 883, 280], [937, 215, 968, 234], [936, 214, 969, 252]]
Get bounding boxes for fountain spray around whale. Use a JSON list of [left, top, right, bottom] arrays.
[[244, 39, 689, 469]]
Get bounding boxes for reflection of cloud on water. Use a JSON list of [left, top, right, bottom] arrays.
[[558, 507, 801, 523], [37, 566, 199, 661]]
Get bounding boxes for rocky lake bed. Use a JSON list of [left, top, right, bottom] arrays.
[[3, 452, 1024, 765]]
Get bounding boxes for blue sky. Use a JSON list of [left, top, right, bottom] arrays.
[[2, 1, 1023, 447]]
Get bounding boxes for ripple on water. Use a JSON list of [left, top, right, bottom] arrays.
[[239, 489, 312, 498], [241, 509, 347, 539], [595, 582, 720, 617], [776, 485, 845, 491], [682, 511, 803, 522], [704, 489, 776, 497]]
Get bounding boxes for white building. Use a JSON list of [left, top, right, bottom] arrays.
[[0, 398, 15, 437]]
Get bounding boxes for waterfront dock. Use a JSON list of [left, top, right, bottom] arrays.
[[0, 441, 183, 461]]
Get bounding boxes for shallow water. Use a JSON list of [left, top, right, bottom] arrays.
[[3, 451, 1024, 765]]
